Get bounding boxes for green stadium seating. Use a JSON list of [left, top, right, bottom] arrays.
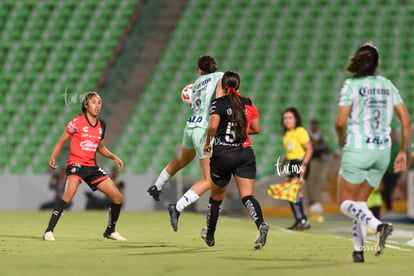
[[2, 0, 414, 177], [0, 0, 139, 174], [114, 0, 414, 178]]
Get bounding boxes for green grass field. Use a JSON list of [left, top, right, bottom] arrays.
[[1, 211, 413, 276]]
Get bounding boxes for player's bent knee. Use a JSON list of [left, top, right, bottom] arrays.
[[110, 193, 123, 205]]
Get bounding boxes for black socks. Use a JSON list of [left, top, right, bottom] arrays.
[[290, 197, 307, 222], [242, 195, 264, 229], [206, 197, 222, 240], [105, 202, 122, 234], [45, 199, 70, 232]]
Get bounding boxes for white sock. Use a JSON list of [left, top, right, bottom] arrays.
[[352, 219, 366, 252], [153, 167, 172, 190], [340, 200, 381, 231], [358, 201, 380, 230], [176, 189, 200, 212]]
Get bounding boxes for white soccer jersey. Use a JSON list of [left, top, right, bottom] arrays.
[[186, 71, 224, 129], [338, 75, 403, 150]]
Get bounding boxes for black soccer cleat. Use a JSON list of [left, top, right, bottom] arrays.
[[201, 227, 215, 247], [147, 185, 161, 201], [352, 251, 364, 263], [254, 222, 269, 249], [375, 223, 393, 256], [168, 204, 180, 232], [287, 219, 311, 231], [287, 220, 299, 230], [295, 219, 311, 230]]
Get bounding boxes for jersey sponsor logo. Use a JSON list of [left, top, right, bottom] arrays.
[[359, 87, 390, 97], [193, 77, 212, 90], [365, 136, 390, 145], [83, 126, 89, 133], [188, 116, 203, 123], [364, 98, 387, 108], [214, 137, 242, 147], [80, 140, 99, 151]]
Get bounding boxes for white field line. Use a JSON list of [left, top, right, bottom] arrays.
[[270, 224, 413, 252]]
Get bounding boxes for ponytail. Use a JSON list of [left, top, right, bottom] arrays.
[[222, 71, 247, 143]]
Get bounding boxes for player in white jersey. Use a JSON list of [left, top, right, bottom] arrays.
[[335, 42, 411, 262], [147, 55, 224, 231]]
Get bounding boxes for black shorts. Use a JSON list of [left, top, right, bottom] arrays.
[[66, 164, 109, 191], [210, 146, 256, 187], [286, 159, 310, 180]]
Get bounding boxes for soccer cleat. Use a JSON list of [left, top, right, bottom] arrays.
[[103, 231, 127, 241], [168, 204, 180, 232], [288, 219, 311, 231], [407, 238, 414, 246], [147, 185, 161, 201], [43, 231, 55, 241], [254, 222, 269, 249], [296, 219, 311, 230], [287, 221, 299, 230], [200, 227, 215, 247], [352, 251, 364, 263], [375, 223, 393, 256]]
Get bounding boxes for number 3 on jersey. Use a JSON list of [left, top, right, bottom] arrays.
[[371, 108, 381, 130]]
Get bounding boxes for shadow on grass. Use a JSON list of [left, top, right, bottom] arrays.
[[125, 245, 206, 256], [1, 234, 43, 240], [224, 256, 345, 269]]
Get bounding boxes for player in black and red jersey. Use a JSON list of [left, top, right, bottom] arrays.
[[43, 92, 126, 241], [201, 71, 269, 249]]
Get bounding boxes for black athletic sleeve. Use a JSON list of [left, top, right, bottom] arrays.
[[100, 119, 106, 140], [210, 97, 227, 117]]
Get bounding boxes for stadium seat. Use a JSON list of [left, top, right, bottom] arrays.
[[2, 0, 413, 177], [111, 0, 414, 177], [0, 0, 139, 174]]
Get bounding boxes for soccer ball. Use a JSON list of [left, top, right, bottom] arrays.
[[181, 83, 193, 106]]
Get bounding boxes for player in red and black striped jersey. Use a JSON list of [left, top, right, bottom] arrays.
[[201, 71, 268, 249], [43, 92, 126, 241]]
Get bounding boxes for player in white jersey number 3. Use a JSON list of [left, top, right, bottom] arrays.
[[335, 42, 410, 263]]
